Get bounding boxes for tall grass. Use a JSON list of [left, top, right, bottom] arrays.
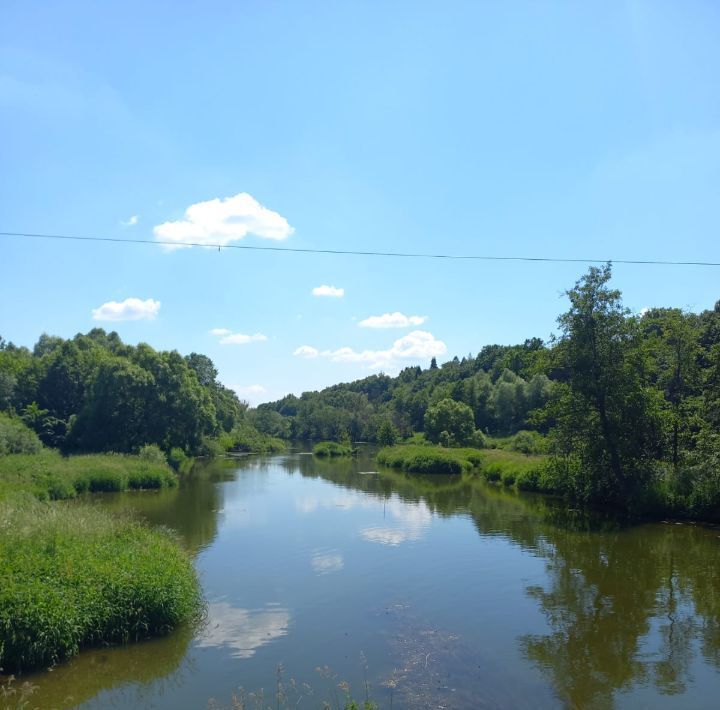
[[377, 443, 552, 490], [313, 441, 355, 458], [377, 445, 476, 474], [0, 450, 177, 502], [0, 498, 202, 673]]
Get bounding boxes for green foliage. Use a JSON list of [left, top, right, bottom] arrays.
[[0, 450, 177, 502], [476, 449, 553, 491], [138, 443, 168, 465], [225, 420, 286, 454], [0, 498, 202, 672], [424, 398, 476, 445], [377, 444, 477, 474], [376, 419, 399, 446], [0, 413, 42, 455], [507, 430, 548, 455], [0, 329, 249, 455], [313, 441, 355, 457], [167, 447, 191, 473], [545, 265, 665, 508]]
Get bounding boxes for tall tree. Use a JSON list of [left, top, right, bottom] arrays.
[[548, 265, 662, 506]]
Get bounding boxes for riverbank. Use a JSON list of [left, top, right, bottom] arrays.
[[0, 452, 202, 673], [376, 443, 549, 491], [0, 450, 177, 501]]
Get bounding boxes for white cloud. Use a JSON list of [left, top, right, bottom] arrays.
[[153, 192, 294, 249], [359, 312, 427, 329], [361, 498, 433, 546], [230, 384, 267, 406], [312, 285, 344, 298], [293, 345, 319, 359], [311, 551, 344, 575], [120, 214, 139, 227], [639, 307, 650, 317], [197, 602, 290, 659], [91, 297, 160, 322], [219, 333, 267, 345], [210, 328, 232, 336], [293, 330, 446, 371]]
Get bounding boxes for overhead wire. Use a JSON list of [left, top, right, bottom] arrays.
[[1, 230, 719, 267]]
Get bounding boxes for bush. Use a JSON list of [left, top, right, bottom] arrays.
[[0, 499, 202, 672], [138, 443, 167, 465], [424, 399, 476, 445], [167, 447, 193, 474], [0, 413, 42, 456], [508, 430, 548, 455], [313, 441, 354, 457]]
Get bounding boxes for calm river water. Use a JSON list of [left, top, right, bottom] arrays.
[[18, 447, 720, 709]]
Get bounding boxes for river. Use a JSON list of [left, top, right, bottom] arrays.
[[16, 447, 720, 709]]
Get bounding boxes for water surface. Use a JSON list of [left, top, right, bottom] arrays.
[[15, 448, 720, 709]]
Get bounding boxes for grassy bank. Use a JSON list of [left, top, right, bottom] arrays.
[[0, 450, 200, 673], [313, 441, 356, 457], [0, 450, 177, 502], [0, 498, 202, 673], [207, 421, 285, 456], [377, 443, 551, 490], [377, 445, 480, 474]]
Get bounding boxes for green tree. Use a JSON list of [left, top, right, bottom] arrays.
[[424, 398, 475, 446], [548, 265, 663, 506], [376, 419, 398, 446]]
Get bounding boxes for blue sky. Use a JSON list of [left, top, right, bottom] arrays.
[[1, 1, 719, 404]]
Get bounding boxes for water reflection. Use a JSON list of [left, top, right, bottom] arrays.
[[296, 452, 720, 708], [311, 549, 344, 574], [197, 602, 290, 659], [361, 497, 433, 546], [16, 449, 720, 709]]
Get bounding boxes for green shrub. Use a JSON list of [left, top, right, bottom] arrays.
[[167, 447, 189, 472], [138, 443, 167, 465], [508, 430, 548, 455], [0, 413, 42, 456], [0, 499, 202, 673], [226, 421, 285, 454], [313, 441, 354, 457]]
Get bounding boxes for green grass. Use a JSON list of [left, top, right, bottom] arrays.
[[313, 441, 356, 458], [377, 445, 477, 474], [0, 450, 177, 502], [476, 448, 552, 491], [377, 443, 551, 489], [0, 498, 202, 673]]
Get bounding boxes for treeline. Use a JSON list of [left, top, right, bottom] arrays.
[[0, 328, 279, 457], [254, 344, 555, 443], [256, 265, 720, 515]]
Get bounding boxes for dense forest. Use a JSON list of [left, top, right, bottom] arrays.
[[0, 328, 279, 457], [256, 266, 720, 514]]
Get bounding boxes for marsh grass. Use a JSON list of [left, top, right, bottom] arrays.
[[0, 498, 202, 673], [313, 442, 356, 458], [0, 450, 177, 502], [377, 445, 478, 474], [377, 444, 551, 491]]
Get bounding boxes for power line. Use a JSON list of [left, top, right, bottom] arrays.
[[1, 230, 719, 267]]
